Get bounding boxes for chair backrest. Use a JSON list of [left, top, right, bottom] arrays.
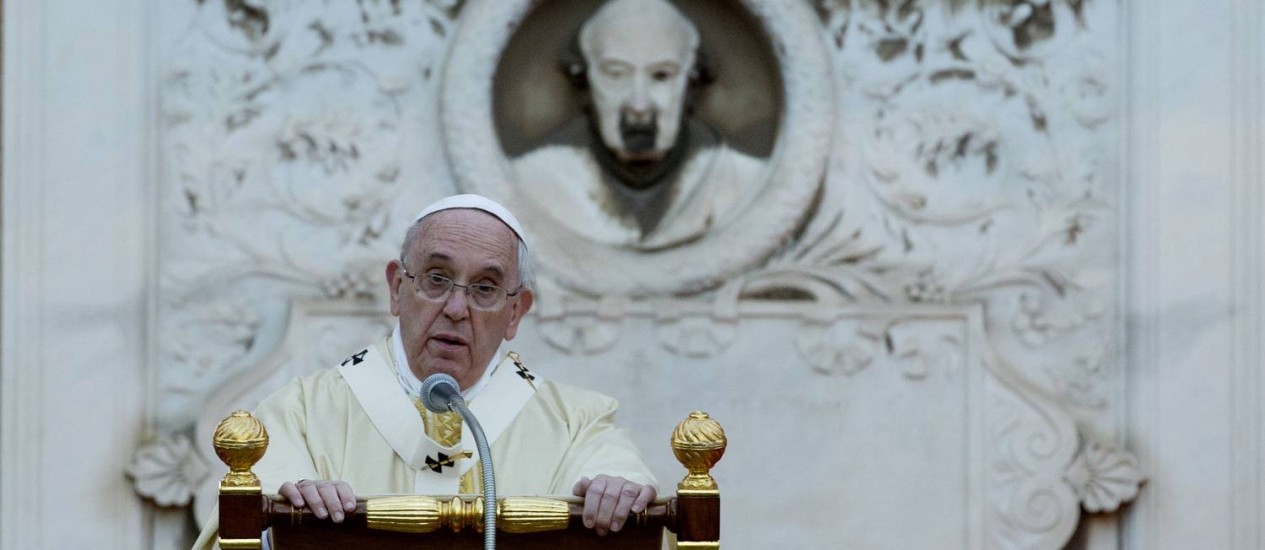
[[211, 410, 726, 549]]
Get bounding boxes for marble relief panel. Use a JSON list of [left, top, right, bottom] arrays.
[[134, 1, 1140, 547], [153, 0, 460, 429]]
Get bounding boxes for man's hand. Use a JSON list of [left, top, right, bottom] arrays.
[[572, 475, 657, 536], [277, 479, 357, 523]]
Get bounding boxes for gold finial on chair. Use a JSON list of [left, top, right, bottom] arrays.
[[671, 411, 727, 492], [213, 410, 269, 489]]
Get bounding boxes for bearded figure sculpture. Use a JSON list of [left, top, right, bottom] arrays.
[[511, 0, 768, 251]]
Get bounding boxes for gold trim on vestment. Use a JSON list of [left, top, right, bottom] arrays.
[[508, 351, 537, 390], [460, 467, 480, 494], [411, 397, 464, 448]]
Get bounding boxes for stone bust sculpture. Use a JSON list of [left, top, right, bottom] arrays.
[[512, 0, 768, 251]]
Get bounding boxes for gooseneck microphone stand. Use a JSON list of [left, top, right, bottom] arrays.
[[421, 373, 496, 550]]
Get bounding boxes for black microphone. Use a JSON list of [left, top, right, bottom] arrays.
[[419, 373, 497, 550]]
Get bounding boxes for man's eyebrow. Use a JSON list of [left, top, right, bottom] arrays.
[[478, 264, 509, 281], [423, 252, 508, 279]]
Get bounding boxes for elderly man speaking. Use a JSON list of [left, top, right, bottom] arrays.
[[193, 194, 656, 548]]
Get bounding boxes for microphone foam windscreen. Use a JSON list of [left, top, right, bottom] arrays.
[[420, 373, 461, 413]]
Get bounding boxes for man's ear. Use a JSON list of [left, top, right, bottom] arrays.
[[560, 32, 589, 90], [385, 259, 404, 316], [503, 288, 534, 341]]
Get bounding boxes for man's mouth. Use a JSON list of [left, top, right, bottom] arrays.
[[430, 333, 469, 349], [619, 115, 658, 153]]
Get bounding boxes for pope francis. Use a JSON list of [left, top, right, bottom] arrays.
[[193, 194, 657, 548]]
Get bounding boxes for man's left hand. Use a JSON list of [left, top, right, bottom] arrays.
[[571, 475, 657, 536]]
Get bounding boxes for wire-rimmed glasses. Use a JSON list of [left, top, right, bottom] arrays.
[[402, 269, 521, 311]]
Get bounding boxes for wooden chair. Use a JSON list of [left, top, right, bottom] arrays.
[[211, 410, 726, 549]]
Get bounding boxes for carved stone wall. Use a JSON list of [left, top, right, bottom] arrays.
[[133, 0, 1138, 547], [7, 0, 1263, 548]]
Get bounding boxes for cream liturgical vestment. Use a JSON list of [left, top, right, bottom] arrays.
[[193, 337, 655, 549]]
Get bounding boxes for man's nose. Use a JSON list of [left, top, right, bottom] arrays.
[[624, 76, 654, 119], [441, 288, 470, 320]]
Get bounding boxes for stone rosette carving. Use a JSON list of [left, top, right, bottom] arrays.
[[534, 283, 626, 355], [127, 435, 209, 507], [1064, 441, 1146, 513], [795, 318, 882, 376], [795, 316, 964, 380]]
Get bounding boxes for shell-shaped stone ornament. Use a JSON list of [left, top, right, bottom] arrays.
[[127, 434, 209, 506], [1065, 441, 1146, 513], [671, 411, 727, 491], [213, 410, 269, 488]]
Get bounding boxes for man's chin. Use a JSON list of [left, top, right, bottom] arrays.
[[420, 357, 497, 389], [416, 359, 469, 383]]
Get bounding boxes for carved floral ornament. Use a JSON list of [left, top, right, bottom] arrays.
[[127, 435, 209, 507]]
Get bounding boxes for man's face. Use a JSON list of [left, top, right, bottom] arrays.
[[386, 209, 533, 390], [583, 13, 696, 163]]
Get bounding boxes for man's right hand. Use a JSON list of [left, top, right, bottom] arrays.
[[277, 479, 357, 523]]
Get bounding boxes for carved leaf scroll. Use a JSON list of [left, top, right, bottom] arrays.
[[156, 0, 457, 428]]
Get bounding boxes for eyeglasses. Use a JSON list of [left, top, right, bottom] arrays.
[[402, 269, 522, 311]]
